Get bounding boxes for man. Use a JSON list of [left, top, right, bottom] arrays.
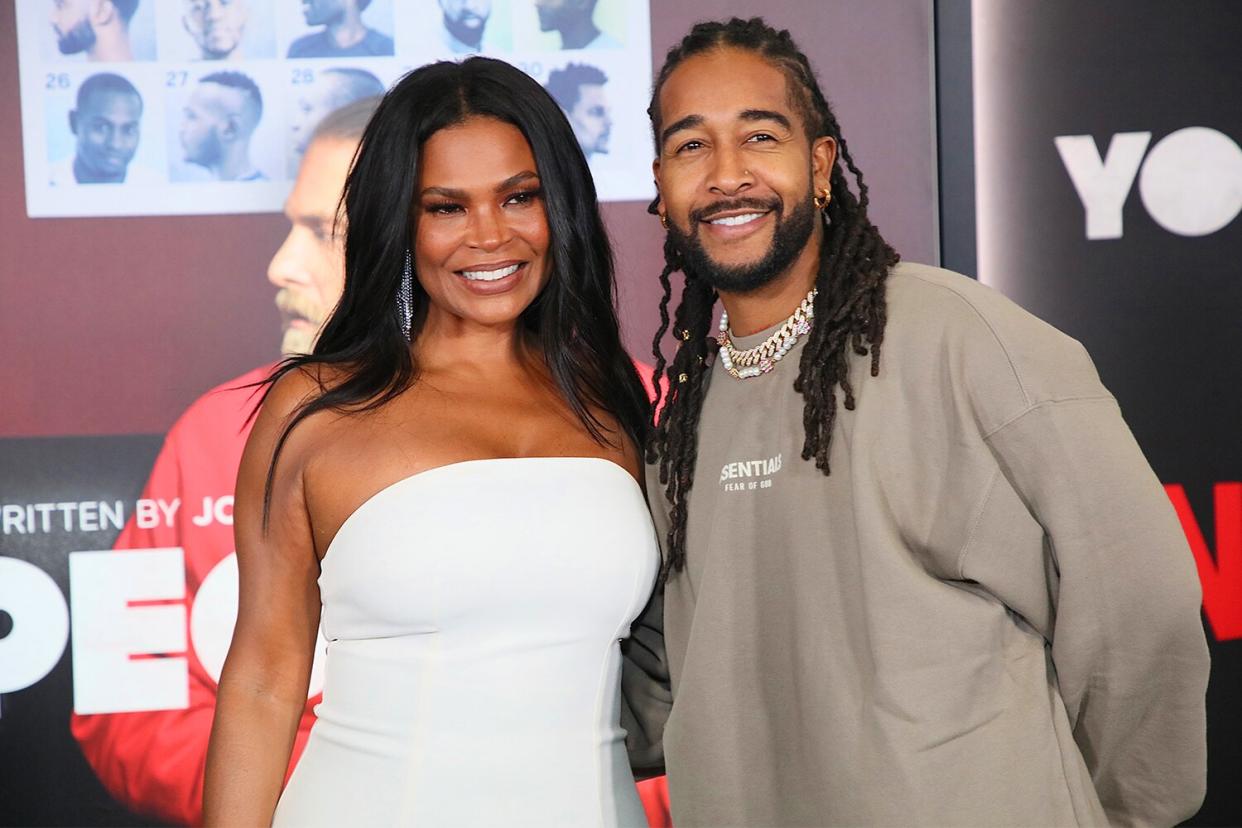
[[437, 0, 491, 54], [182, 0, 248, 60], [545, 63, 611, 161], [50, 72, 157, 186], [533, 0, 619, 50], [178, 71, 266, 181], [287, 0, 393, 58], [70, 97, 377, 827], [625, 17, 1209, 828], [288, 67, 383, 175], [49, 0, 139, 61]]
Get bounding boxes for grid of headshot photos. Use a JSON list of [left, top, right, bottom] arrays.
[[18, 0, 653, 218]]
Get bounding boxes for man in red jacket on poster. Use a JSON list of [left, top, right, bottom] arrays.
[[69, 95, 671, 827]]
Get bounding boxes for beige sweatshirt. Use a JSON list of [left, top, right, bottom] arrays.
[[624, 262, 1209, 827]]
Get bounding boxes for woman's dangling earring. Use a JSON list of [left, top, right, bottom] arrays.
[[399, 249, 413, 341]]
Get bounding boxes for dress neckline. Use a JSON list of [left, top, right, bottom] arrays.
[[320, 456, 641, 563]]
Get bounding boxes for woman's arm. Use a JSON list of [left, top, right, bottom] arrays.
[[203, 372, 323, 826]]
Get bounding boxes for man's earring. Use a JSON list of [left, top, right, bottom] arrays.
[[399, 249, 413, 341], [814, 187, 832, 210], [659, 213, 669, 230]]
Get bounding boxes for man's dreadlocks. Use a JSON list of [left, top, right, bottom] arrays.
[[647, 17, 900, 579]]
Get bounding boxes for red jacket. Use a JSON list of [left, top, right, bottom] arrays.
[[70, 363, 671, 826]]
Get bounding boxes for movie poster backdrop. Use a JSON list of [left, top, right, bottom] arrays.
[[1, 2, 938, 825], [963, 1, 1242, 822]]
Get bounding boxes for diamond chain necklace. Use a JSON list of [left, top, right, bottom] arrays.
[[716, 288, 817, 380]]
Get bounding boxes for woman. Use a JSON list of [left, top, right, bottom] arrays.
[[202, 58, 657, 827]]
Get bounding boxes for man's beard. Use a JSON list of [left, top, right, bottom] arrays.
[[57, 19, 95, 55], [666, 188, 818, 294], [275, 287, 328, 355], [445, 13, 486, 47]]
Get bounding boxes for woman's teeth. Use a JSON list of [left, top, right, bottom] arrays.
[[461, 263, 521, 281], [709, 212, 764, 227]]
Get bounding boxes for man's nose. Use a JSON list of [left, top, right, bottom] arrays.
[[267, 232, 308, 287], [707, 146, 754, 197]]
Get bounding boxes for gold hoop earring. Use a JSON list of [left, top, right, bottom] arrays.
[[813, 187, 832, 210], [659, 213, 669, 230]]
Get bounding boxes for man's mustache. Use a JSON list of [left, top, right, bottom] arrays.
[[691, 196, 782, 224], [274, 287, 327, 327]]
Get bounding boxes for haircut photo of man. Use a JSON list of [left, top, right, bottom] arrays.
[[287, 0, 394, 58], [50, 72, 157, 186], [624, 16, 1209, 828], [545, 63, 611, 161], [288, 67, 383, 175], [49, 0, 140, 61], [437, 0, 491, 53], [177, 71, 267, 181], [182, 0, 249, 60], [532, 0, 619, 50]]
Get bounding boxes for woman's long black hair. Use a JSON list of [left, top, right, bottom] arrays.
[[258, 57, 650, 519], [647, 19, 901, 578]]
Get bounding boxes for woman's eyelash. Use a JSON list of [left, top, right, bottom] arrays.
[[507, 188, 542, 204]]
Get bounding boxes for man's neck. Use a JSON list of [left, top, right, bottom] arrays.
[[558, 19, 601, 49], [327, 12, 368, 49], [74, 155, 124, 184], [88, 28, 132, 62], [717, 232, 823, 337], [212, 144, 255, 181]]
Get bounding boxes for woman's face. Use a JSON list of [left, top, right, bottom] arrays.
[[412, 116, 552, 333]]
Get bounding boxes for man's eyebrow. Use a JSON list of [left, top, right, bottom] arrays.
[[739, 109, 792, 130], [660, 110, 793, 146], [661, 114, 704, 147], [292, 212, 333, 229]]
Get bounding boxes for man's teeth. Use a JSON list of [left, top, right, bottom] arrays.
[[462, 263, 521, 281], [709, 212, 765, 227]]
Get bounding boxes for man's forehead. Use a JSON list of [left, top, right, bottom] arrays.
[[287, 140, 355, 218], [659, 49, 797, 128], [193, 83, 241, 113], [82, 92, 143, 119], [578, 84, 606, 102]]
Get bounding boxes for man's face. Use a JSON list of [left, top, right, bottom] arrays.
[[184, 0, 249, 59], [72, 90, 142, 178], [179, 85, 228, 166], [440, 0, 490, 31], [302, 0, 348, 27], [50, 0, 95, 55], [268, 137, 355, 355], [653, 47, 834, 293], [569, 83, 610, 157], [533, 0, 579, 32], [290, 78, 344, 157]]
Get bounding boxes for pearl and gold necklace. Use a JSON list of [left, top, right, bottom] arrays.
[[716, 288, 817, 380]]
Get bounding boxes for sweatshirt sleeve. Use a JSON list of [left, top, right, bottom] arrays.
[[982, 395, 1209, 827], [621, 585, 672, 778]]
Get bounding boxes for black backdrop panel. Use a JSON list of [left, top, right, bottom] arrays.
[[963, 2, 1242, 823]]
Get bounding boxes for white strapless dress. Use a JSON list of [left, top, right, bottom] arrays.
[[272, 457, 659, 827]]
